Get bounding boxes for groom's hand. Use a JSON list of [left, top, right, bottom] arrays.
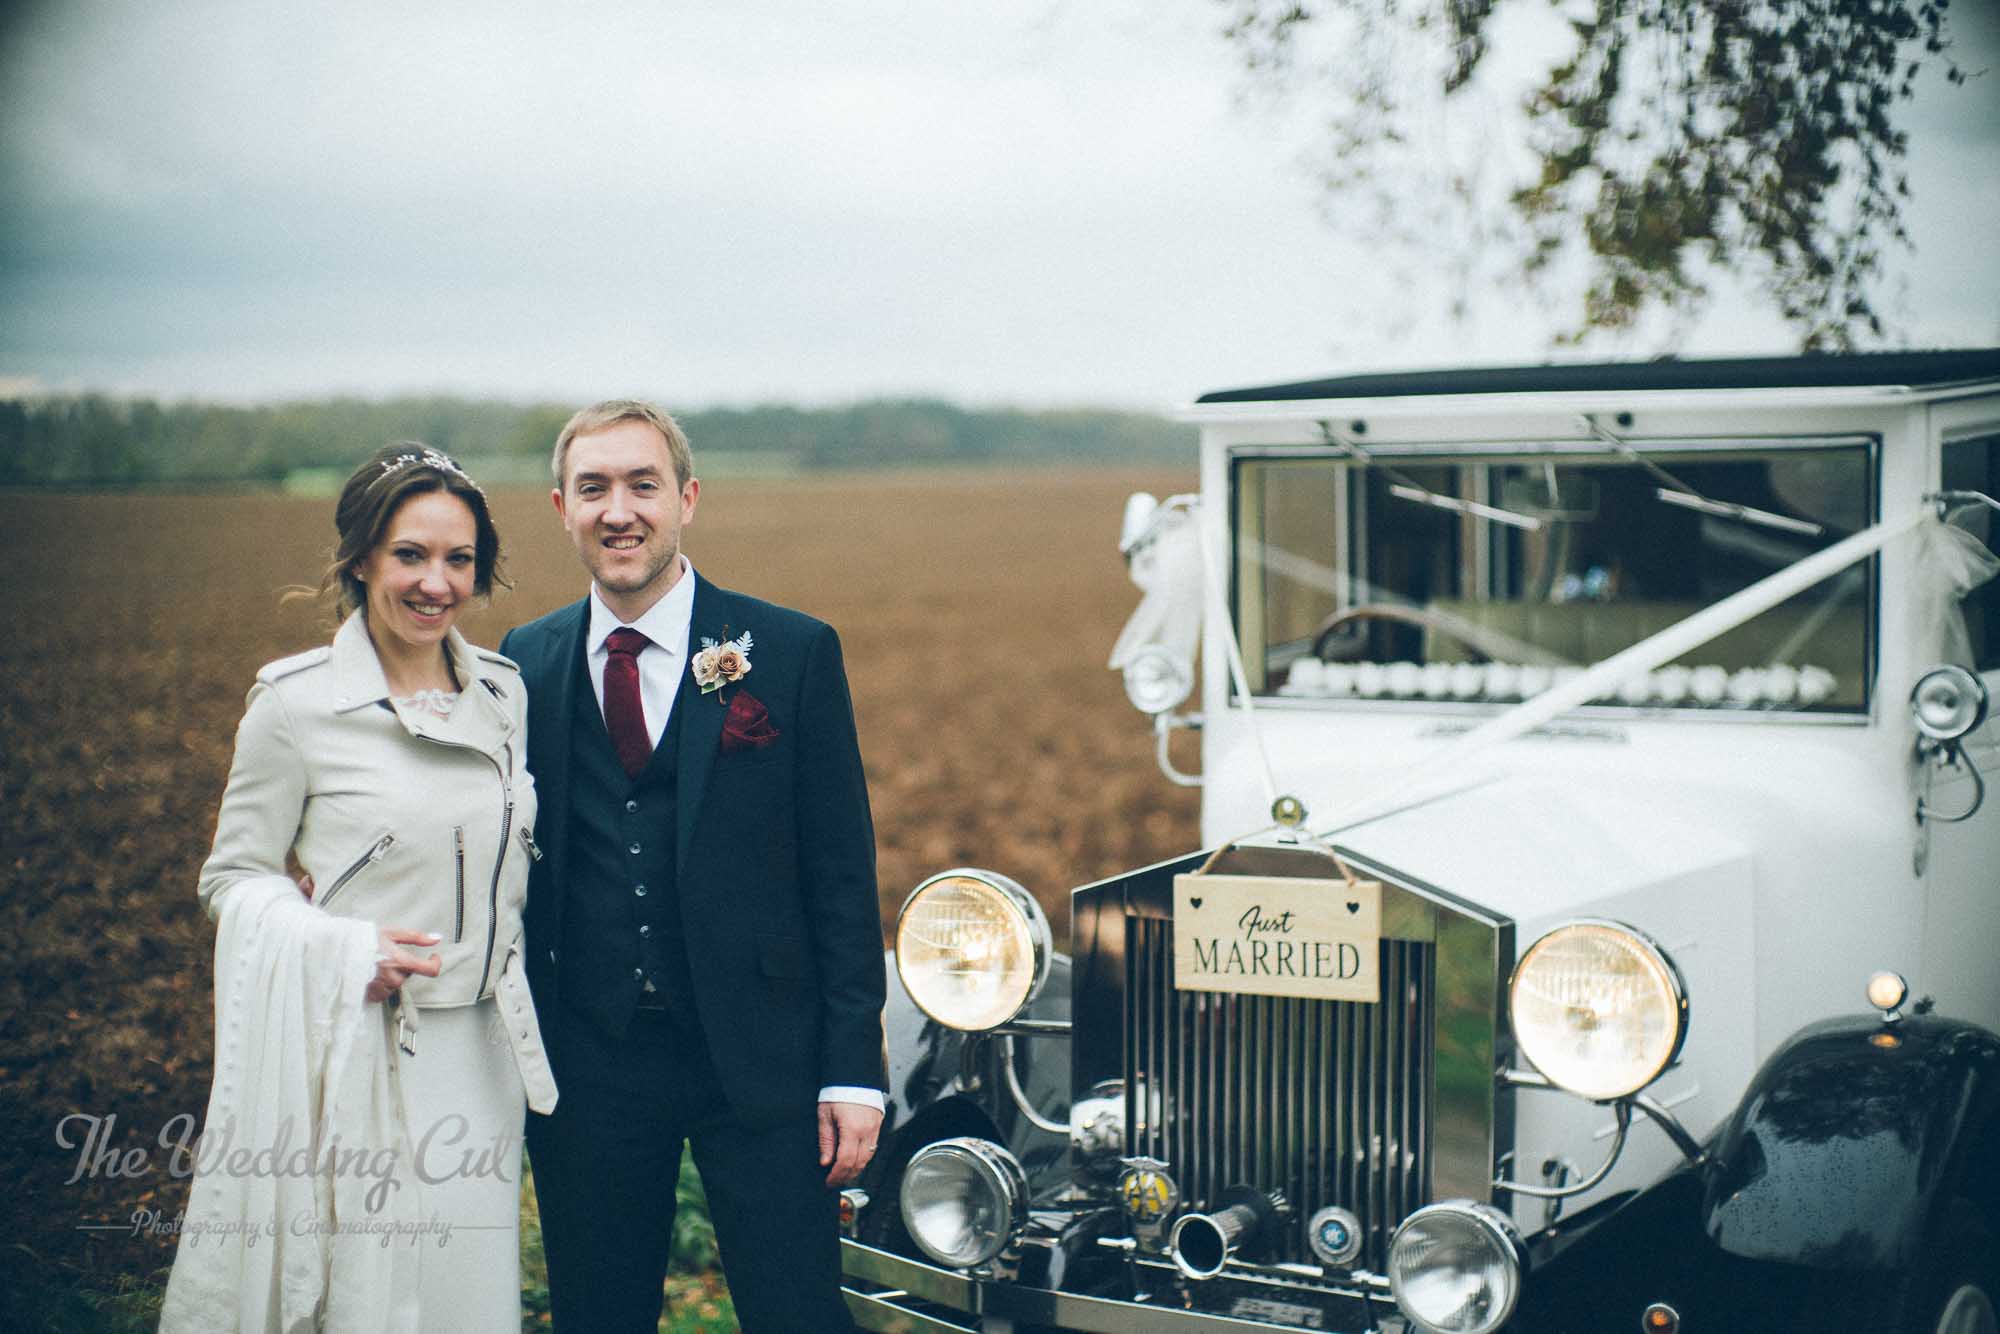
[[818, 1101, 884, 1188]]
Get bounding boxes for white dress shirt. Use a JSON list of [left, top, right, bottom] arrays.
[[585, 560, 882, 1113]]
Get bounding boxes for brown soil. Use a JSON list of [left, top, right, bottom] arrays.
[[0, 469, 1201, 1286]]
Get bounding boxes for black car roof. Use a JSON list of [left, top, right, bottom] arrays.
[[1195, 348, 2000, 404]]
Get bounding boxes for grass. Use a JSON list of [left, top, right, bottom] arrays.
[[0, 1246, 168, 1334]]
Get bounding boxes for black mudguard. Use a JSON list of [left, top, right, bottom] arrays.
[[1515, 1012, 2000, 1331], [854, 951, 1073, 1221]]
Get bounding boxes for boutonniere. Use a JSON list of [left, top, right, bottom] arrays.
[[692, 630, 753, 698]]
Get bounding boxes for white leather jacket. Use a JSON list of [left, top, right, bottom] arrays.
[[198, 611, 555, 1111]]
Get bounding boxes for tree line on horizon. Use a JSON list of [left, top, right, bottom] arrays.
[[0, 394, 1196, 487]]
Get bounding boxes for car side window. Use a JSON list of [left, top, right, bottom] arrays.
[[1941, 432, 2000, 673]]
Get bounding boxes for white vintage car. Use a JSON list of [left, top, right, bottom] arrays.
[[840, 350, 2000, 1334]]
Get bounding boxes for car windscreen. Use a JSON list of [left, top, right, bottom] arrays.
[[1233, 442, 1874, 712]]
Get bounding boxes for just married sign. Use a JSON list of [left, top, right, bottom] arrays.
[[1172, 873, 1382, 1003]]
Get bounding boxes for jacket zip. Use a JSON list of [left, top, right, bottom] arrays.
[[484, 798, 513, 997], [415, 727, 514, 999], [518, 826, 543, 861], [317, 832, 396, 910], [452, 826, 467, 942]]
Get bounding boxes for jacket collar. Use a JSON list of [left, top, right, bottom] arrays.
[[330, 610, 396, 711], [328, 611, 514, 753]]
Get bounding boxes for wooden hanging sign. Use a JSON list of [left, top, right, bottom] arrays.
[[1172, 873, 1382, 1003]]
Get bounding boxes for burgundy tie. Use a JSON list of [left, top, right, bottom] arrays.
[[603, 627, 653, 779]]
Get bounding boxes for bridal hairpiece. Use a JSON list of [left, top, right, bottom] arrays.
[[375, 448, 483, 494]]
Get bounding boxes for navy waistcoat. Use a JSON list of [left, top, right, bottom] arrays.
[[559, 647, 696, 1037]]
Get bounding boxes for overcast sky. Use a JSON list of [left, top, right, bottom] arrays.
[[2, 0, 1995, 409]]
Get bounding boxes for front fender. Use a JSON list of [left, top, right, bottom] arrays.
[[869, 949, 1073, 1200], [1514, 1010, 2000, 1331], [1701, 1011, 2000, 1269]]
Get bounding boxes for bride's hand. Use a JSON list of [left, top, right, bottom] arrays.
[[367, 927, 443, 1003]]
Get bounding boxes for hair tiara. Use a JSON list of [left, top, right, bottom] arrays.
[[375, 447, 484, 496]]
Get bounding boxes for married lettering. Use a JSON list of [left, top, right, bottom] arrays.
[[1188, 935, 1363, 980]]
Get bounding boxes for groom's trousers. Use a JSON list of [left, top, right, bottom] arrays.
[[526, 1002, 856, 1333]]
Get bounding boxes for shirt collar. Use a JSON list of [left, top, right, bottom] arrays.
[[586, 555, 697, 659]]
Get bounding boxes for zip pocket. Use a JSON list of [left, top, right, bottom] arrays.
[[517, 826, 543, 862], [318, 831, 396, 910], [453, 826, 467, 942]]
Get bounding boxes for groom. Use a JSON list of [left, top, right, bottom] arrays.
[[501, 400, 886, 1332]]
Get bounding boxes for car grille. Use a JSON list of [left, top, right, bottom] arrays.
[[1122, 914, 1435, 1271]]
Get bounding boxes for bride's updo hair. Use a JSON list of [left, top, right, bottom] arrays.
[[319, 443, 507, 618]]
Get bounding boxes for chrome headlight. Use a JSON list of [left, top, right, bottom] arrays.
[[1509, 920, 1688, 1101], [1122, 645, 1194, 714], [1912, 664, 1988, 741], [894, 870, 1051, 1031], [1388, 1202, 1526, 1334], [899, 1137, 1027, 1269]]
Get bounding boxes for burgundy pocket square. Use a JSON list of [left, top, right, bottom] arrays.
[[721, 689, 781, 754]]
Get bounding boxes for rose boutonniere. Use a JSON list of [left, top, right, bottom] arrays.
[[692, 630, 753, 698]]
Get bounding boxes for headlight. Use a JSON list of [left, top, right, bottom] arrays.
[[1388, 1202, 1525, 1334], [1912, 664, 1988, 741], [1509, 920, 1688, 1101], [895, 870, 1051, 1031], [1122, 645, 1194, 714], [899, 1137, 1027, 1269]]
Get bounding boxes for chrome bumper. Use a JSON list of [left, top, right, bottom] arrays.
[[840, 1239, 1389, 1333]]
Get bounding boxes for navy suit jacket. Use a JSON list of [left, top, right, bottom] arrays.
[[500, 573, 887, 1125]]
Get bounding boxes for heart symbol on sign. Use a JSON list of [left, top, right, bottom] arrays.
[[1346, 901, 1360, 914], [1190, 897, 1204, 910]]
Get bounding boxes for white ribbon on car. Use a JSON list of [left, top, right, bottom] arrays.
[[1322, 504, 1985, 834], [1112, 494, 1292, 815], [1915, 503, 2000, 672], [1108, 500, 1203, 676]]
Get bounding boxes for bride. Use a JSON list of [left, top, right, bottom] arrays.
[[160, 444, 555, 1333]]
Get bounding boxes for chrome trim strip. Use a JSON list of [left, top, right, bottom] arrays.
[[840, 1240, 980, 1312], [1226, 433, 1877, 461], [1119, 1249, 1392, 1299], [850, 1239, 1331, 1333], [842, 1209, 1396, 1330], [842, 1287, 976, 1334], [989, 1282, 1376, 1332], [1237, 694, 1872, 725]]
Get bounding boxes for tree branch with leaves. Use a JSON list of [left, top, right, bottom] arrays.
[[1221, 0, 1966, 350]]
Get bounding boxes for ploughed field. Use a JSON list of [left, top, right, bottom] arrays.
[[0, 470, 1199, 1304]]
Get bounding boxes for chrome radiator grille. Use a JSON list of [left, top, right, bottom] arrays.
[[1122, 914, 1435, 1271]]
